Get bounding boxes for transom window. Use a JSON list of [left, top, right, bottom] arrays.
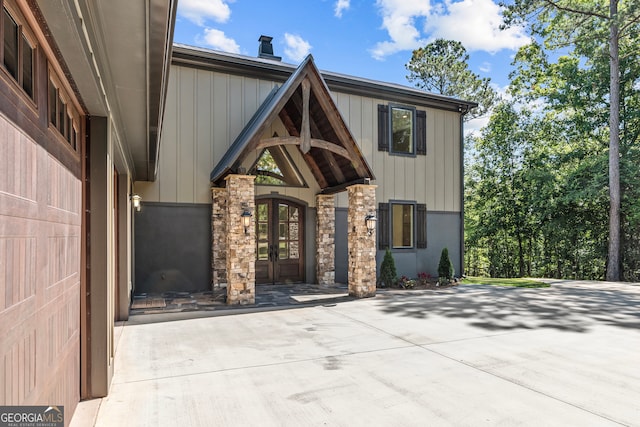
[[392, 203, 414, 248], [390, 105, 415, 155], [48, 74, 79, 150], [250, 145, 306, 187], [2, 6, 34, 99]]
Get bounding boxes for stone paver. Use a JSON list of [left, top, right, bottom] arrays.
[[74, 281, 640, 426]]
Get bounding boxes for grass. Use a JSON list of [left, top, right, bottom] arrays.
[[463, 276, 551, 288]]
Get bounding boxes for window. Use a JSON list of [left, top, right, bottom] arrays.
[[249, 145, 306, 187], [2, 6, 34, 99], [378, 104, 426, 155], [378, 202, 427, 250], [391, 106, 414, 154], [48, 75, 79, 150], [392, 203, 414, 248]]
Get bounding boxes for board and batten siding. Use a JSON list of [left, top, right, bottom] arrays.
[[139, 64, 461, 213]]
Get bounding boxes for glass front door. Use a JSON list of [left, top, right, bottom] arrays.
[[255, 199, 305, 284]]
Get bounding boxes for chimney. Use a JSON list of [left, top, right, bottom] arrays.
[[258, 35, 281, 61]]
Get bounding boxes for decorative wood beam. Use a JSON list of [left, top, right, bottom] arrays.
[[257, 136, 352, 160], [321, 150, 345, 184], [320, 178, 371, 195], [301, 78, 311, 154], [305, 71, 371, 178], [303, 152, 328, 188], [278, 109, 299, 137]]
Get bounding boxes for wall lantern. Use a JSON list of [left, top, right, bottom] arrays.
[[365, 213, 377, 235], [131, 194, 142, 212], [241, 208, 252, 234]]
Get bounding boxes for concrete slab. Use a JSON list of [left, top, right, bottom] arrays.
[[79, 281, 640, 426]]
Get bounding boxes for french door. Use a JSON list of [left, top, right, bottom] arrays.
[[255, 199, 305, 284]]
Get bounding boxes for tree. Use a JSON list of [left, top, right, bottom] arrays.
[[502, 0, 640, 280], [406, 39, 498, 120], [379, 248, 397, 288], [438, 248, 454, 281]]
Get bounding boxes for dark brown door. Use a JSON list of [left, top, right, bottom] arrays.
[[256, 199, 304, 284]]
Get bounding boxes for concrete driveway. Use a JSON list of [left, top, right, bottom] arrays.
[[73, 280, 640, 426]]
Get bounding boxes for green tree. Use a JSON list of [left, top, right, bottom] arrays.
[[502, 0, 640, 280], [405, 39, 497, 120], [438, 248, 454, 280], [379, 248, 397, 288]]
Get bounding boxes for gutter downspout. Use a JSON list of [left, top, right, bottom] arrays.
[[459, 106, 469, 277]]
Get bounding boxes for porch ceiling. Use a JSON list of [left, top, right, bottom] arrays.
[[210, 55, 375, 193]]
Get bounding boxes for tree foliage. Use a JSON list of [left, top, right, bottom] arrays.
[[379, 248, 397, 288], [406, 39, 498, 120], [500, 0, 640, 280], [465, 0, 640, 280]]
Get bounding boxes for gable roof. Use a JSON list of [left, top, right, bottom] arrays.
[[210, 55, 375, 193]]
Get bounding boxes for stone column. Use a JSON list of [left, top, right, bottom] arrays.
[[225, 175, 256, 305], [316, 194, 335, 285], [211, 187, 227, 289], [347, 184, 377, 298]]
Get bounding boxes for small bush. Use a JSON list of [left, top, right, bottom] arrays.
[[379, 248, 397, 288], [438, 248, 454, 282], [417, 272, 431, 285], [397, 275, 415, 289]]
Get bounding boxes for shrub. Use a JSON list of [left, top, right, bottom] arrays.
[[417, 272, 431, 285], [438, 248, 454, 282], [397, 275, 415, 289], [379, 248, 397, 288]]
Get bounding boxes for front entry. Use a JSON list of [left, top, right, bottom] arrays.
[[256, 199, 305, 284]]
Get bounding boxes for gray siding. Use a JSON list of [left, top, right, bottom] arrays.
[[335, 209, 461, 282], [134, 203, 212, 293]]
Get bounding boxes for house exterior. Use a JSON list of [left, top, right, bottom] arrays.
[[134, 41, 475, 303], [0, 0, 175, 423], [1, 0, 472, 420]]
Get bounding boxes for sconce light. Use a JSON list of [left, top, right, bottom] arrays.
[[131, 194, 142, 212], [240, 208, 252, 234], [365, 213, 377, 235]]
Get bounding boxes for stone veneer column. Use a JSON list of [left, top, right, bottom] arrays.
[[211, 187, 227, 289], [316, 194, 335, 285], [225, 175, 256, 305], [347, 184, 377, 298]]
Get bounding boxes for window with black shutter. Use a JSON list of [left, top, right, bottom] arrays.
[[377, 105, 389, 152], [416, 110, 426, 155], [417, 203, 427, 248], [377, 202, 389, 250], [378, 104, 426, 156]]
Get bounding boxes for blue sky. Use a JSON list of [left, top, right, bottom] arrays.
[[173, 0, 531, 129]]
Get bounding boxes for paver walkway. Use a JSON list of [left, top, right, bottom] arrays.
[[72, 280, 640, 426]]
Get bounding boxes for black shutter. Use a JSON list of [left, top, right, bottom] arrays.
[[378, 104, 389, 152], [417, 204, 427, 248], [378, 202, 389, 250], [416, 110, 426, 155]]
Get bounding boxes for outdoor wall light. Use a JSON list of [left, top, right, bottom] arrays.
[[365, 213, 377, 235], [131, 194, 142, 212], [241, 209, 252, 234]]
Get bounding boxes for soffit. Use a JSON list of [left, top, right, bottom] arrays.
[[34, 0, 175, 180]]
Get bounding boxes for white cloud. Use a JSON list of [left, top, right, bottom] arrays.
[[178, 0, 233, 26], [200, 28, 240, 53], [284, 33, 312, 63], [479, 61, 492, 73], [425, 0, 530, 53], [370, 0, 431, 60], [335, 0, 350, 17], [370, 0, 529, 60]]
